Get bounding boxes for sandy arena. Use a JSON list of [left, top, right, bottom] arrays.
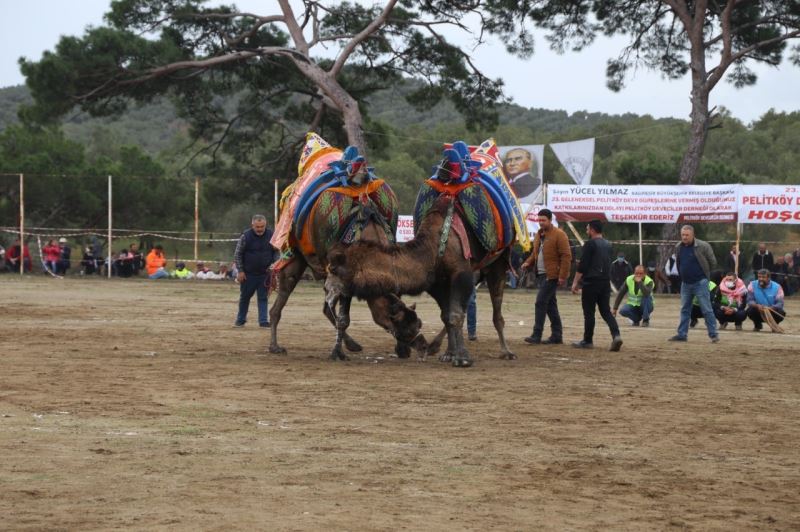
[[1, 276, 799, 530]]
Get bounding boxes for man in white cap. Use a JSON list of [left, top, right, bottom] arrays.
[[56, 237, 72, 276]]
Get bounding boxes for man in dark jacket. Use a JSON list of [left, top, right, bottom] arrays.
[[570, 220, 622, 351], [610, 252, 632, 291], [751, 242, 774, 275], [669, 225, 719, 343], [233, 214, 277, 327]]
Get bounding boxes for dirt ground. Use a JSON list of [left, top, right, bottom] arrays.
[[1, 276, 799, 531]]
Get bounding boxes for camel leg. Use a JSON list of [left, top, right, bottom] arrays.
[[330, 296, 352, 361], [268, 256, 306, 354], [323, 289, 363, 352], [367, 297, 410, 358], [485, 259, 515, 360], [436, 273, 473, 367], [425, 327, 447, 357]]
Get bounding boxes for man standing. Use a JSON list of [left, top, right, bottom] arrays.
[[610, 252, 632, 291], [751, 242, 774, 274], [612, 264, 655, 327], [520, 208, 572, 345], [571, 220, 623, 351], [234, 214, 276, 328], [746, 269, 786, 331], [56, 237, 71, 275], [669, 225, 719, 343]]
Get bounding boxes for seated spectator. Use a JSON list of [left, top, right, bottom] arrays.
[[5, 239, 32, 272], [218, 263, 233, 280], [746, 269, 786, 331], [81, 246, 98, 275], [56, 237, 71, 275], [612, 265, 655, 327], [129, 243, 144, 276], [43, 239, 61, 274], [145, 245, 169, 279], [716, 272, 747, 330], [172, 262, 194, 279], [116, 249, 134, 278], [690, 271, 722, 328]]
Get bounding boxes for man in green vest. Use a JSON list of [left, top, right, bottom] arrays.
[[690, 272, 722, 328], [612, 265, 655, 327]]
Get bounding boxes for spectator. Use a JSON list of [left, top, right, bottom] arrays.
[[716, 272, 747, 330], [91, 237, 104, 275], [746, 269, 786, 331], [129, 243, 144, 276], [81, 246, 98, 275], [116, 248, 134, 278], [0, 244, 5, 271], [784, 253, 799, 296], [520, 208, 572, 345], [751, 242, 774, 274], [56, 237, 72, 275], [218, 263, 233, 280], [612, 265, 655, 327], [725, 244, 741, 276], [172, 262, 194, 279], [145, 245, 169, 279], [233, 214, 277, 327], [668, 225, 719, 343], [664, 253, 680, 294], [610, 252, 632, 291], [42, 239, 61, 274], [771, 254, 788, 293], [5, 239, 32, 272]]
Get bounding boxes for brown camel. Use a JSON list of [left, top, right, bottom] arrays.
[[269, 211, 427, 361], [326, 206, 515, 367]]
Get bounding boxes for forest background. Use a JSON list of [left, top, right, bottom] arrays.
[[1, 80, 798, 269]]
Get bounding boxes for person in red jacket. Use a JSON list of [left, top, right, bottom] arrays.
[[6, 238, 32, 272], [42, 239, 61, 274]]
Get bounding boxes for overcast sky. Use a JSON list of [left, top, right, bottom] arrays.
[[2, 0, 798, 125]]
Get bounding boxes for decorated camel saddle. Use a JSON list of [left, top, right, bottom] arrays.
[[413, 139, 531, 262], [271, 133, 398, 273]]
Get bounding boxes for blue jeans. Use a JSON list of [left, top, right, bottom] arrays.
[[466, 289, 477, 336], [148, 268, 169, 279], [619, 296, 653, 324], [237, 274, 269, 325], [678, 279, 717, 338]]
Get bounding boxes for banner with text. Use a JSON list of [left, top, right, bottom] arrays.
[[396, 215, 415, 242], [739, 185, 800, 224], [547, 184, 738, 223]]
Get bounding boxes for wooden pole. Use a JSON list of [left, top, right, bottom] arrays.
[[107, 175, 112, 279], [194, 176, 200, 262], [19, 173, 24, 276], [735, 222, 741, 277], [638, 222, 644, 266]]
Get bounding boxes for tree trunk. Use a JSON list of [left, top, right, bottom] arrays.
[[656, 56, 711, 271]]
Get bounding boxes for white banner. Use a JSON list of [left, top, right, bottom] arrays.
[[739, 185, 800, 224], [550, 137, 595, 185], [396, 215, 415, 242], [498, 144, 545, 210], [547, 184, 738, 223]]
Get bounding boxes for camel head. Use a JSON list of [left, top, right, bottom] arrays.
[[385, 293, 428, 359]]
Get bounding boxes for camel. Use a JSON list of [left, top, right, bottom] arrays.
[[325, 201, 515, 368], [268, 165, 427, 361]]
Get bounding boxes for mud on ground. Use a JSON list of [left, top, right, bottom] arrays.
[[1, 277, 799, 530]]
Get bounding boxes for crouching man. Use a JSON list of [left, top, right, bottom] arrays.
[[746, 269, 786, 332], [612, 265, 655, 327]]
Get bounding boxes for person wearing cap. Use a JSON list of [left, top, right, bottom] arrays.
[[233, 214, 277, 328], [571, 220, 623, 351], [520, 208, 572, 345], [172, 262, 194, 279], [55, 237, 71, 275], [668, 225, 719, 343]]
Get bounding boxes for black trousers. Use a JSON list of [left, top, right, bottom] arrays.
[[581, 280, 620, 343], [533, 277, 563, 340], [746, 306, 785, 327]]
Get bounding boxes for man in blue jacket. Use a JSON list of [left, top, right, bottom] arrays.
[[233, 214, 276, 328], [669, 225, 719, 343]]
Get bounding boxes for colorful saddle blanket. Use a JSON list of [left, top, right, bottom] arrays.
[[413, 139, 531, 255], [297, 179, 398, 256]]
